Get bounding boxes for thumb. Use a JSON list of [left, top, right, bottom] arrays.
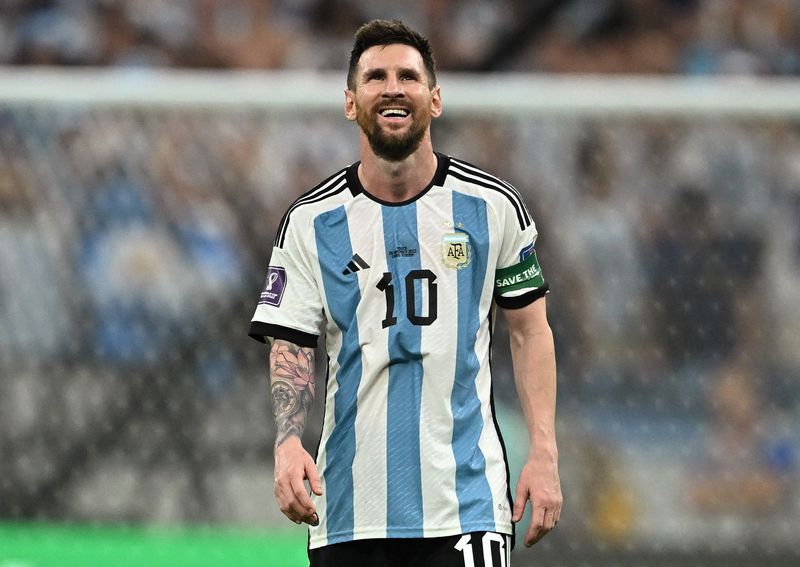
[[512, 483, 528, 522], [306, 457, 323, 496]]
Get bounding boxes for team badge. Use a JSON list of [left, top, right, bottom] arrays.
[[442, 231, 472, 270]]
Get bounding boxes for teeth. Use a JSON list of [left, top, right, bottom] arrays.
[[380, 109, 409, 117]]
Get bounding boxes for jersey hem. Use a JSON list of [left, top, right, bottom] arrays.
[[308, 522, 513, 550]]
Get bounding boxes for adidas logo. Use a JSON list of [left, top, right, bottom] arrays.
[[342, 254, 370, 275]]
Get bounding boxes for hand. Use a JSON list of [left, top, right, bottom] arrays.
[[274, 436, 323, 526], [512, 451, 562, 547]]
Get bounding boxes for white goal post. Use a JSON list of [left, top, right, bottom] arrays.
[[2, 67, 800, 117]]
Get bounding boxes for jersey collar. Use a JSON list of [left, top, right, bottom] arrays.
[[346, 152, 450, 207]]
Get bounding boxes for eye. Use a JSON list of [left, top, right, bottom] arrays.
[[365, 70, 385, 82]]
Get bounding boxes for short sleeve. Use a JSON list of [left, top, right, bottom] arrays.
[[249, 219, 324, 347], [493, 197, 549, 310]]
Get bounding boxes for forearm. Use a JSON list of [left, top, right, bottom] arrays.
[[269, 339, 317, 447], [509, 319, 557, 458]]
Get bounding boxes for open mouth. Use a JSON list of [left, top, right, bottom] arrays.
[[378, 108, 410, 120]]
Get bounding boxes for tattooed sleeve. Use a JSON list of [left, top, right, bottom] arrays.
[[270, 339, 316, 447]]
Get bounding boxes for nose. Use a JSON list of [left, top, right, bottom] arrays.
[[382, 73, 404, 97]]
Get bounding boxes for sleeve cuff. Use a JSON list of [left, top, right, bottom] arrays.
[[248, 321, 319, 348], [495, 283, 549, 309]]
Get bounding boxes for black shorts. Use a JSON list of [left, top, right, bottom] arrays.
[[309, 531, 512, 567]]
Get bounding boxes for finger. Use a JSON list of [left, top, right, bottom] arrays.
[[543, 507, 556, 531], [275, 486, 301, 523], [526, 507, 545, 547], [276, 475, 309, 524], [306, 459, 323, 496], [290, 475, 316, 516], [276, 491, 302, 524], [512, 484, 528, 522], [552, 493, 563, 526]]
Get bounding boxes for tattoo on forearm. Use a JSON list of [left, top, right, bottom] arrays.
[[270, 340, 316, 447]]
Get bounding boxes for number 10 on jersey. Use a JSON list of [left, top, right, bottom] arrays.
[[375, 270, 438, 328]]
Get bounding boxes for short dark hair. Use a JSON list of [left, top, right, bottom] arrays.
[[347, 19, 437, 91]]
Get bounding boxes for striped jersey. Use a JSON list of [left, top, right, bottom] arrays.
[[249, 152, 548, 549]]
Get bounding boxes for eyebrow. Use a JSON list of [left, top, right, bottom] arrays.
[[362, 68, 385, 80], [398, 67, 422, 79], [361, 67, 422, 80]]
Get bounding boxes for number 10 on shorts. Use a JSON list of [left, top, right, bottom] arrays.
[[454, 532, 509, 567]]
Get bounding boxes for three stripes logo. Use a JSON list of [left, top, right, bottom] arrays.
[[342, 254, 370, 275]]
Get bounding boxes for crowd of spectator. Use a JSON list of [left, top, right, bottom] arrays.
[[1, 0, 800, 75]]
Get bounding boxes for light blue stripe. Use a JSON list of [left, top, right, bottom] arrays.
[[314, 206, 361, 541], [382, 204, 424, 537], [450, 191, 494, 530]]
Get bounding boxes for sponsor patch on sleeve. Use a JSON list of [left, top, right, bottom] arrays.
[[259, 266, 287, 307], [495, 250, 545, 294]]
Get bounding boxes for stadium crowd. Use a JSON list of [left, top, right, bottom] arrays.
[[0, 0, 798, 557], [1, 0, 799, 75]]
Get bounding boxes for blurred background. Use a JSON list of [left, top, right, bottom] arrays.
[[1, 0, 799, 566]]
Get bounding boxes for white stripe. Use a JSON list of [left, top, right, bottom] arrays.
[[477, 213, 514, 533], [350, 198, 389, 540], [417, 189, 460, 536]]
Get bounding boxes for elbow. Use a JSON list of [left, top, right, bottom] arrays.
[[509, 323, 553, 351]]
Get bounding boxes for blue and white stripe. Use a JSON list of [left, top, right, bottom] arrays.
[[305, 180, 516, 549]]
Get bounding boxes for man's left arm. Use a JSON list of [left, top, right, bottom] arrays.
[[503, 296, 562, 547]]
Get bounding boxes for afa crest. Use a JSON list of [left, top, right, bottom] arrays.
[[442, 231, 472, 270]]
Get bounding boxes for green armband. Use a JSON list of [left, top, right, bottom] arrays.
[[495, 251, 545, 294]]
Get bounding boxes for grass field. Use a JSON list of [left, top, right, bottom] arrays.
[[0, 522, 309, 567]]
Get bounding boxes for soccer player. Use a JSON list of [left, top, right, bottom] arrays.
[[249, 19, 561, 567]]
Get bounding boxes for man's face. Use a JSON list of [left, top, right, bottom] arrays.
[[345, 44, 441, 161]]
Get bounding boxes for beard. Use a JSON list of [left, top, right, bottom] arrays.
[[356, 102, 429, 162]]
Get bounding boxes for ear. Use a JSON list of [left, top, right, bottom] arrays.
[[430, 85, 442, 119], [344, 89, 357, 121]]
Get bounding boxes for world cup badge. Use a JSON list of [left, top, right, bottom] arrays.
[[259, 266, 287, 306], [442, 231, 472, 270]]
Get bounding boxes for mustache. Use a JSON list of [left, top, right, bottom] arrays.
[[374, 99, 413, 112]]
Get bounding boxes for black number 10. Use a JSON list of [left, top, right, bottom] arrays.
[[376, 269, 438, 328]]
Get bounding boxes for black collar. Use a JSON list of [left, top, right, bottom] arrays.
[[346, 152, 450, 207]]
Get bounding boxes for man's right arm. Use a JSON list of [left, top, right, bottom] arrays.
[[270, 338, 323, 526]]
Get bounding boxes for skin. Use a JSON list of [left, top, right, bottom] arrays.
[[344, 43, 442, 202], [271, 42, 562, 544], [271, 339, 321, 526], [504, 298, 562, 546]]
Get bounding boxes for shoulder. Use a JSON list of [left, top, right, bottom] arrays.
[[442, 155, 532, 230], [274, 164, 356, 248]]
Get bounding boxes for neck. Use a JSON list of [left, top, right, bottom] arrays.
[[357, 136, 438, 203]]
